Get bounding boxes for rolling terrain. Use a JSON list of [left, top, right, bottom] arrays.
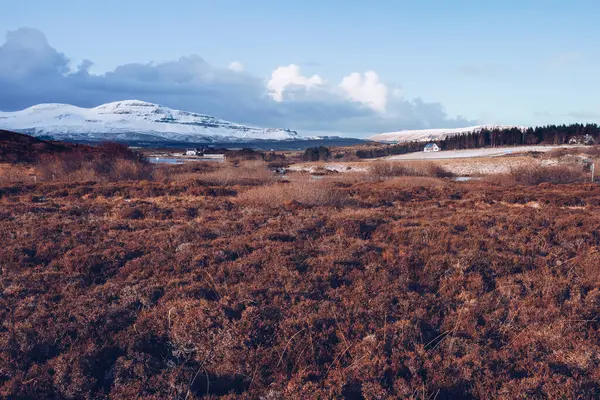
[[368, 125, 526, 143], [0, 100, 301, 143], [1, 147, 600, 398]]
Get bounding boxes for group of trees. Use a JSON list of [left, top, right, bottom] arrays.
[[303, 146, 331, 161], [357, 123, 600, 159]]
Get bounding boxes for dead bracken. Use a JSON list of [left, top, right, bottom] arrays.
[[1, 144, 600, 399]]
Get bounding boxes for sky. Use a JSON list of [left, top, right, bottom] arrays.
[[1, 0, 600, 137]]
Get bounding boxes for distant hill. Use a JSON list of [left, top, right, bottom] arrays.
[[0, 100, 303, 143], [0, 129, 88, 163], [368, 125, 527, 143]]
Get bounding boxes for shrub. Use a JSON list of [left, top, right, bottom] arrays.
[[303, 146, 331, 162], [236, 178, 346, 207], [36, 143, 151, 182], [3, 172, 600, 399], [196, 160, 276, 186], [0, 164, 33, 184], [369, 161, 454, 179], [493, 164, 588, 185], [547, 145, 600, 159], [152, 161, 221, 182], [111, 158, 152, 181]]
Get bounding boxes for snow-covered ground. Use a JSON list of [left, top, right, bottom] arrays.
[[0, 100, 300, 143], [288, 145, 589, 177], [368, 125, 526, 143], [287, 163, 369, 173], [385, 145, 578, 160]]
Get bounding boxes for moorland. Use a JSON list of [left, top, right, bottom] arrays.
[[1, 133, 600, 399]]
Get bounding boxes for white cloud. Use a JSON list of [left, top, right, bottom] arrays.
[[267, 64, 323, 102], [339, 71, 388, 112], [228, 61, 244, 72]]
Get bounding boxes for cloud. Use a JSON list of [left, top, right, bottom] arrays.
[[0, 27, 69, 78], [228, 61, 244, 72], [267, 64, 323, 102], [0, 28, 475, 135], [339, 71, 388, 112]]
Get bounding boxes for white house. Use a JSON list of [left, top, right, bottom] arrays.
[[185, 149, 199, 156], [423, 143, 440, 152]]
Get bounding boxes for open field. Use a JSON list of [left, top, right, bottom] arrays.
[[385, 145, 585, 160], [2, 156, 600, 399], [288, 152, 597, 177]]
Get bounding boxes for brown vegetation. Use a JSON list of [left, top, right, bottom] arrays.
[[236, 177, 346, 208], [0, 130, 87, 163], [36, 142, 152, 182], [369, 161, 454, 179], [545, 145, 600, 159], [2, 155, 600, 399], [490, 164, 590, 186]]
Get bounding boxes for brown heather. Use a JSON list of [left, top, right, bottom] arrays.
[[369, 161, 455, 180], [489, 164, 590, 186], [1, 158, 600, 399]]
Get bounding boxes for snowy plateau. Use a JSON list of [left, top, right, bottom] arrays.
[[0, 100, 302, 143], [368, 125, 527, 143]]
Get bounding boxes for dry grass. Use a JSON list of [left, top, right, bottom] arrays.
[[0, 163, 35, 184], [152, 161, 221, 182], [546, 145, 600, 159], [35, 144, 152, 183], [489, 163, 589, 185], [37, 157, 152, 182], [382, 175, 449, 188], [369, 161, 454, 179], [235, 177, 347, 208], [195, 160, 277, 186], [3, 165, 600, 399]]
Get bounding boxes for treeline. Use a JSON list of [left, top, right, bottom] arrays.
[[357, 123, 600, 159]]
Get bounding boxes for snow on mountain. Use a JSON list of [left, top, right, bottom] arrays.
[[0, 100, 301, 143], [368, 125, 527, 143]]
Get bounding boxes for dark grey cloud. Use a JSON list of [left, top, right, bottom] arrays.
[[0, 28, 475, 134], [0, 28, 69, 78]]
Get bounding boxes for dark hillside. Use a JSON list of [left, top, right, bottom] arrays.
[[0, 130, 88, 163]]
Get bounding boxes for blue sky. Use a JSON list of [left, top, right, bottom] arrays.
[[1, 0, 599, 136]]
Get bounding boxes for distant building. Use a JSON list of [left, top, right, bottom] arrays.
[[423, 143, 440, 152], [185, 149, 199, 156]]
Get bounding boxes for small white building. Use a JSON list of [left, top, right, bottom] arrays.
[[185, 149, 199, 156], [423, 143, 440, 152]]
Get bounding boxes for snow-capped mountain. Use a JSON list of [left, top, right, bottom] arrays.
[[0, 100, 301, 143], [368, 125, 527, 143]]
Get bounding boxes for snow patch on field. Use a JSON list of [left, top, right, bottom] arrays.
[[287, 163, 369, 173]]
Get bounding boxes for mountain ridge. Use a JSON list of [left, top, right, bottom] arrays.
[[368, 124, 528, 143], [0, 100, 303, 143]]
